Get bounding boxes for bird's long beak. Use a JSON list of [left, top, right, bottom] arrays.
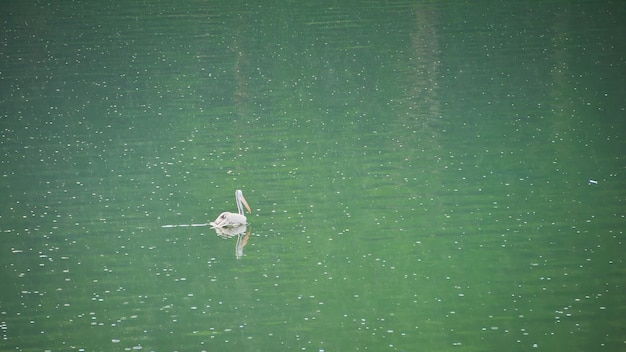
[[240, 194, 252, 213]]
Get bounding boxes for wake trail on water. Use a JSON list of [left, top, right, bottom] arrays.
[[161, 223, 210, 228]]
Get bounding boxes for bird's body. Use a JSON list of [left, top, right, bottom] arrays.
[[211, 211, 247, 228], [210, 190, 252, 228]]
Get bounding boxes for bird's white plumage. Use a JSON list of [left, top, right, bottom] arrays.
[[210, 190, 252, 228]]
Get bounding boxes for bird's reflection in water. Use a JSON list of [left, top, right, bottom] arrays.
[[212, 225, 252, 259]]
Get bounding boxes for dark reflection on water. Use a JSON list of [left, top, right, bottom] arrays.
[[1, 0, 625, 351]]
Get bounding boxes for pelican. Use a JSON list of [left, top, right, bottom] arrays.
[[210, 190, 252, 228]]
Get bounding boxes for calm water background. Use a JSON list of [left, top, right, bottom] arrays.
[[1, 1, 625, 351]]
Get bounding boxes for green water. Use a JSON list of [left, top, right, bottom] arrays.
[[1, 1, 625, 351]]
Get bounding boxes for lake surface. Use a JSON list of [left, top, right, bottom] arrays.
[[1, 1, 625, 351]]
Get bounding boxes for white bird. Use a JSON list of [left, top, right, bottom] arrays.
[[210, 190, 252, 228]]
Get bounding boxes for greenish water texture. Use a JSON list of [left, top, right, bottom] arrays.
[[1, 1, 625, 351]]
